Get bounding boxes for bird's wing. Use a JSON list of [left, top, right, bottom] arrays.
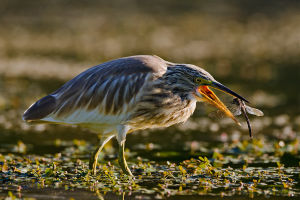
[[24, 55, 169, 124]]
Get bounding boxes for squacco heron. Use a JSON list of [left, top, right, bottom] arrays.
[[23, 55, 248, 176]]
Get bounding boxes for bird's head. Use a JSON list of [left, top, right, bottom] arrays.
[[167, 64, 248, 125]]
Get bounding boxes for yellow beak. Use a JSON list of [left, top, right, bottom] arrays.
[[194, 85, 241, 125]]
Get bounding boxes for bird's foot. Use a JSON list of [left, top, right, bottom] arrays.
[[118, 141, 133, 177], [89, 146, 101, 175], [119, 159, 133, 177]]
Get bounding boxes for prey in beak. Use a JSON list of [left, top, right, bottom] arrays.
[[194, 81, 249, 126]]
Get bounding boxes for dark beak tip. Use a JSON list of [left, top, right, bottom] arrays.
[[234, 93, 249, 103], [213, 81, 249, 103], [240, 96, 250, 103]]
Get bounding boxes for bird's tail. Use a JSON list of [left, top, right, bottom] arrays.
[[23, 95, 56, 122]]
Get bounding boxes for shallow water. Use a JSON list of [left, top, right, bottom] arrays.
[[0, 63, 300, 199], [1, 0, 300, 199]]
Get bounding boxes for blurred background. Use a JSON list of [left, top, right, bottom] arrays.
[[0, 0, 300, 166], [1, 0, 300, 198]]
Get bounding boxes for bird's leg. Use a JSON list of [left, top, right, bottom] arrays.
[[118, 140, 133, 176], [116, 125, 133, 176], [89, 135, 114, 175]]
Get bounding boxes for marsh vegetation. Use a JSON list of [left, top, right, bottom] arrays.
[[0, 0, 300, 199]]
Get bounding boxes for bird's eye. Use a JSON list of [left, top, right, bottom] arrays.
[[195, 77, 202, 83]]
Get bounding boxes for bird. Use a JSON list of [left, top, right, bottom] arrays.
[[23, 55, 248, 176]]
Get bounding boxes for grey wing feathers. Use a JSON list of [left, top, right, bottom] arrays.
[[23, 55, 168, 121], [23, 95, 57, 121]]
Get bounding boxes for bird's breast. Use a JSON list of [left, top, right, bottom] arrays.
[[128, 89, 196, 130]]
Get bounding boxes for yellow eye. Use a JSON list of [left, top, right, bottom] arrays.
[[195, 77, 202, 83]]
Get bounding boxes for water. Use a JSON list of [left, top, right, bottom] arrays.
[[0, 63, 299, 199], [1, 0, 300, 199]]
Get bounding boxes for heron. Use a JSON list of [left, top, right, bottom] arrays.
[[23, 55, 248, 176]]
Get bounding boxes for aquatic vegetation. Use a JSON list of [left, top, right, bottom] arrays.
[[1, 1, 300, 199], [0, 138, 299, 199], [0, 71, 299, 199]]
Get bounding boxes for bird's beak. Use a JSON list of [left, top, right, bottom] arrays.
[[210, 81, 249, 103], [194, 82, 248, 125]]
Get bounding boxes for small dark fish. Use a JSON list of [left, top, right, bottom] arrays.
[[231, 98, 263, 138]]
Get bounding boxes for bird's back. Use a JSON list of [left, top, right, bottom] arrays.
[[23, 55, 169, 132]]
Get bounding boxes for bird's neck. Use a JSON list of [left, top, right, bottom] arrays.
[[161, 70, 195, 101]]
